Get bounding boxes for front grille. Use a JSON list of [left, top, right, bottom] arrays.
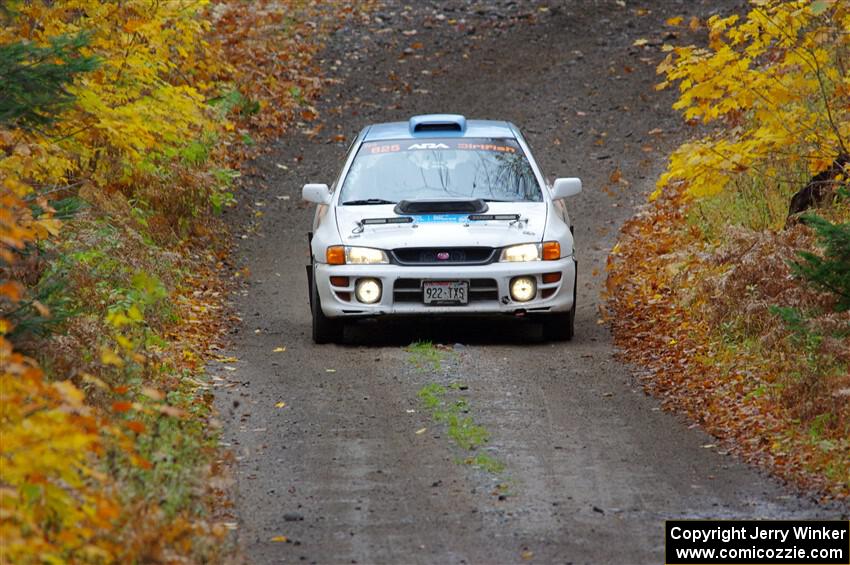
[[390, 247, 497, 266], [393, 278, 499, 303]]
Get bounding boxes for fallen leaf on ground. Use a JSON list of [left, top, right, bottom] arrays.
[[609, 168, 622, 183], [140, 386, 164, 400]]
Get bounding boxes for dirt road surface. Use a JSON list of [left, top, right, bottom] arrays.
[[215, 1, 842, 563]]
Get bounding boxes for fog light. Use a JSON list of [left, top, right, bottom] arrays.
[[355, 278, 381, 304], [510, 276, 536, 302]]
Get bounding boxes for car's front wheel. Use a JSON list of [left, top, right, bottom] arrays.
[[542, 274, 576, 341], [311, 272, 344, 344], [542, 307, 575, 342]]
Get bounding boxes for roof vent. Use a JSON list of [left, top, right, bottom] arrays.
[[409, 114, 467, 134]]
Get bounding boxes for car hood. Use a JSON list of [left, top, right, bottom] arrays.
[[335, 201, 547, 248]]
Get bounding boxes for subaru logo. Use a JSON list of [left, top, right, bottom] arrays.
[[436, 252, 450, 261]]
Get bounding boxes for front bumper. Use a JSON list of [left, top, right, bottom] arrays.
[[314, 257, 576, 318]]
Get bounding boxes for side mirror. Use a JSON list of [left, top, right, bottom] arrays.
[[302, 183, 331, 205], [551, 178, 582, 200]]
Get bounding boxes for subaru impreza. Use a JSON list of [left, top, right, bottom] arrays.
[[303, 114, 581, 343]]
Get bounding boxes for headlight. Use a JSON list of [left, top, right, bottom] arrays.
[[500, 243, 540, 262], [346, 246, 389, 264], [326, 246, 389, 265], [500, 242, 561, 262]]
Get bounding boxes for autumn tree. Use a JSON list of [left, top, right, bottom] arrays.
[[654, 0, 850, 204], [0, 1, 219, 559], [1, 0, 347, 558]]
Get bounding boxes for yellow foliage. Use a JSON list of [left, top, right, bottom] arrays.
[[0, 1, 224, 560], [1, 338, 121, 562], [0, 0, 223, 276], [1, 0, 362, 560], [655, 0, 850, 199], [0, 0, 217, 188]]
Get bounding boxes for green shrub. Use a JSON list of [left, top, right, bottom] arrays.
[[793, 215, 850, 311], [0, 34, 97, 129]]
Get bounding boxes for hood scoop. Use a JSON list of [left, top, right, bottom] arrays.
[[394, 199, 488, 215]]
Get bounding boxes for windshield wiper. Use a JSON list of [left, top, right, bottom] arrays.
[[342, 198, 396, 205]]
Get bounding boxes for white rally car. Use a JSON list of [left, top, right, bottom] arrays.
[[302, 114, 581, 343]]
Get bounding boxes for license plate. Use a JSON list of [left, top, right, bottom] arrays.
[[423, 281, 468, 305]]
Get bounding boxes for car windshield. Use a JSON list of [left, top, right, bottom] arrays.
[[339, 138, 542, 204]]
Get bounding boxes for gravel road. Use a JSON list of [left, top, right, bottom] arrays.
[[215, 1, 840, 563]]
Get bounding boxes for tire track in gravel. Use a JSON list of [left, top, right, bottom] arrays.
[[215, 1, 844, 563]]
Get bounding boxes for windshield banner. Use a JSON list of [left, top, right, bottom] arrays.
[[366, 138, 519, 155]]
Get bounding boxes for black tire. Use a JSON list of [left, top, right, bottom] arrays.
[[542, 306, 575, 342], [311, 273, 344, 344], [542, 272, 577, 342]]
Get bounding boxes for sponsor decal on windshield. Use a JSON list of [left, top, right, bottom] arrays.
[[368, 143, 401, 154], [407, 143, 450, 150], [456, 142, 516, 153], [364, 138, 519, 155]]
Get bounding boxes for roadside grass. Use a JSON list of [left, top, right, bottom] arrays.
[[607, 187, 850, 498], [688, 172, 802, 240], [24, 207, 230, 557], [701, 317, 849, 488], [624, 0, 850, 498]]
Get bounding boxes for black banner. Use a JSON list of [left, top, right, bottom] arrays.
[[666, 520, 849, 564]]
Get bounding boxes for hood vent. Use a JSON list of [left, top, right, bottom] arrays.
[[409, 114, 467, 134], [394, 199, 488, 215]]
